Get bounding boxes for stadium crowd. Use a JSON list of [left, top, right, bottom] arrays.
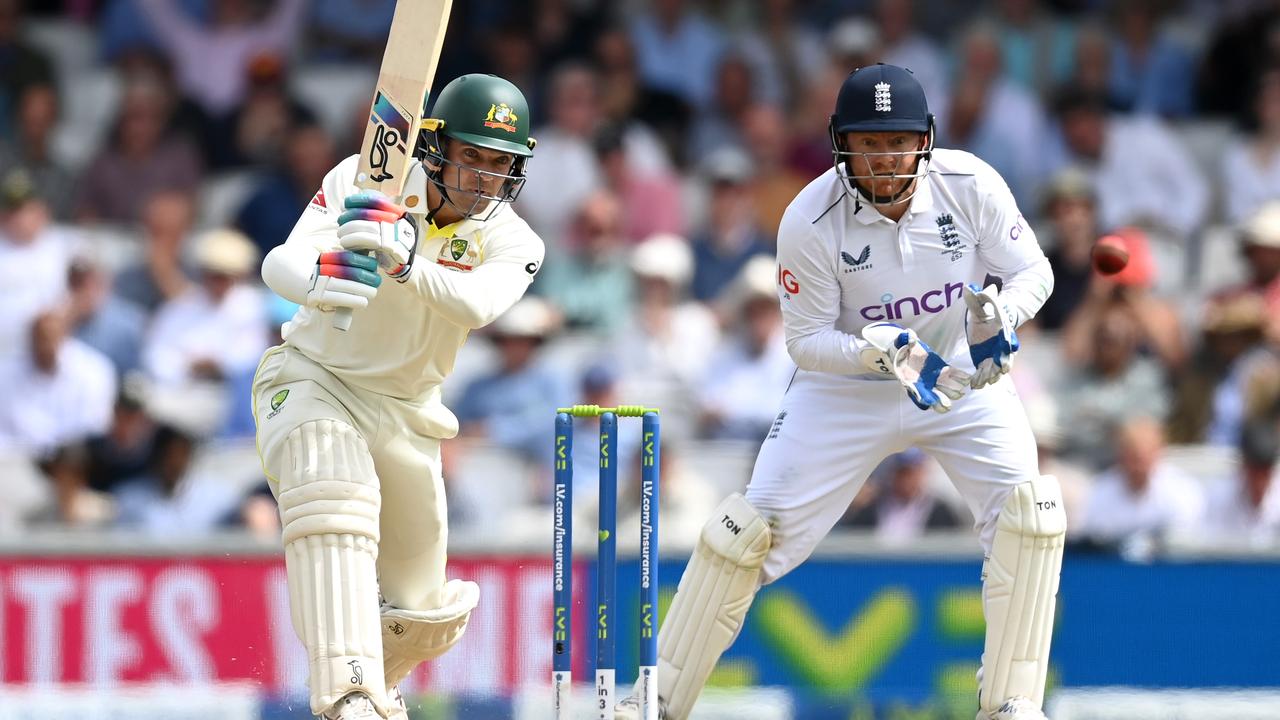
[[2, 0, 1280, 556]]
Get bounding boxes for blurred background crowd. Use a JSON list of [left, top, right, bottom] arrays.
[[2, 0, 1280, 557]]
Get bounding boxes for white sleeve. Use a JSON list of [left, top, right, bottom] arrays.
[[404, 224, 545, 330], [973, 163, 1054, 327], [260, 159, 352, 305], [776, 205, 869, 373]]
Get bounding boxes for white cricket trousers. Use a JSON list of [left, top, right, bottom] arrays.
[[746, 369, 1039, 584], [253, 345, 453, 612]]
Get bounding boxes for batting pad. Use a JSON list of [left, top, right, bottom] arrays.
[[657, 493, 771, 720], [381, 578, 480, 687], [279, 420, 387, 717], [980, 475, 1066, 712]]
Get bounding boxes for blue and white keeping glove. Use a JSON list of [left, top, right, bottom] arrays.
[[336, 191, 418, 280], [860, 322, 972, 413], [963, 283, 1020, 389]]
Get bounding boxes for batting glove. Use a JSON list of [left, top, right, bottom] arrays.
[[963, 283, 1020, 389], [308, 251, 382, 311], [337, 191, 417, 280], [861, 322, 972, 413]]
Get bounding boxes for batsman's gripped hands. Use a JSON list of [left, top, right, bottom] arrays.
[[308, 250, 382, 312], [860, 322, 971, 413], [337, 191, 418, 280], [963, 283, 1020, 389]]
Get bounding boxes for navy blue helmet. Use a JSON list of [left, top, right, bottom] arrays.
[[828, 63, 934, 205]]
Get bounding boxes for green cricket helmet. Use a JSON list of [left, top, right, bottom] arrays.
[[417, 73, 537, 221]]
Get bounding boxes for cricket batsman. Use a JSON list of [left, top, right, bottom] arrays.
[[618, 63, 1062, 720], [253, 74, 542, 720]]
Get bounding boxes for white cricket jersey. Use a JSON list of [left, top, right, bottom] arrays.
[[276, 155, 545, 401], [775, 148, 1053, 379]]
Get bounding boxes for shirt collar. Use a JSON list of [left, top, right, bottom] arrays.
[[847, 174, 933, 224]]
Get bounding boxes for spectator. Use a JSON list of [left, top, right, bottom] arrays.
[[686, 50, 759, 166], [85, 386, 157, 494], [1035, 169, 1100, 330], [26, 443, 116, 529], [873, 0, 947, 107], [593, 26, 690, 168], [226, 480, 281, 540], [1077, 417, 1205, 549], [517, 63, 604, 246], [0, 169, 73, 362], [1059, 228, 1186, 370], [141, 229, 269, 433], [689, 148, 774, 302], [843, 449, 964, 542], [454, 296, 568, 461], [741, 104, 808, 238], [137, 0, 306, 117], [1056, 301, 1170, 469], [1196, 1, 1280, 121], [114, 190, 196, 312], [235, 121, 335, 258], [1203, 420, 1280, 546], [1219, 202, 1280, 342], [1107, 0, 1197, 117], [1223, 68, 1280, 224], [1050, 86, 1207, 244], [940, 21, 1051, 213], [74, 74, 202, 225], [1168, 292, 1276, 445], [209, 54, 318, 171], [536, 190, 633, 334], [0, 83, 75, 218], [66, 250, 147, 376], [989, 0, 1075, 95], [1059, 22, 1121, 111], [699, 256, 793, 441], [629, 0, 725, 110], [611, 233, 720, 441], [595, 123, 684, 244], [114, 424, 241, 536], [750, 0, 830, 113], [307, 0, 396, 63], [0, 0, 54, 139], [0, 307, 117, 457]]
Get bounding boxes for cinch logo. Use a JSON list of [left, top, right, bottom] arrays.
[[859, 281, 964, 321]]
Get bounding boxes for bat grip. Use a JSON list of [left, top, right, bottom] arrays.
[[330, 250, 375, 331]]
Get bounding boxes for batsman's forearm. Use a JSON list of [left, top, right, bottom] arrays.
[[262, 243, 320, 306], [404, 261, 530, 330]]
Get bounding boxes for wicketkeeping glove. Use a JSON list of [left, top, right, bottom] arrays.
[[861, 322, 972, 413], [308, 251, 382, 310], [963, 283, 1020, 389], [336, 191, 417, 280]]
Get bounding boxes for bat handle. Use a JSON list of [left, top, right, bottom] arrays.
[[331, 249, 376, 331], [333, 307, 353, 331]]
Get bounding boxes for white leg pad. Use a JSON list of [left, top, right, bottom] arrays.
[[381, 579, 480, 687], [657, 493, 772, 720], [980, 476, 1066, 713], [279, 420, 387, 718]]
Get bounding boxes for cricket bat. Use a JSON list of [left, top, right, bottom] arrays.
[[334, 0, 454, 330]]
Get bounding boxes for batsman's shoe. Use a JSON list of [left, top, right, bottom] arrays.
[[977, 696, 1049, 720], [385, 686, 408, 720], [614, 694, 667, 719], [321, 691, 381, 720]]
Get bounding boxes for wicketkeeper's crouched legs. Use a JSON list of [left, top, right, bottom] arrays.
[[620, 493, 772, 720], [978, 475, 1066, 717], [278, 419, 388, 717]]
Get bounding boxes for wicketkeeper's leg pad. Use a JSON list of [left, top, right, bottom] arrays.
[[278, 420, 387, 717], [657, 493, 772, 720], [381, 578, 480, 688], [979, 475, 1066, 713]]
